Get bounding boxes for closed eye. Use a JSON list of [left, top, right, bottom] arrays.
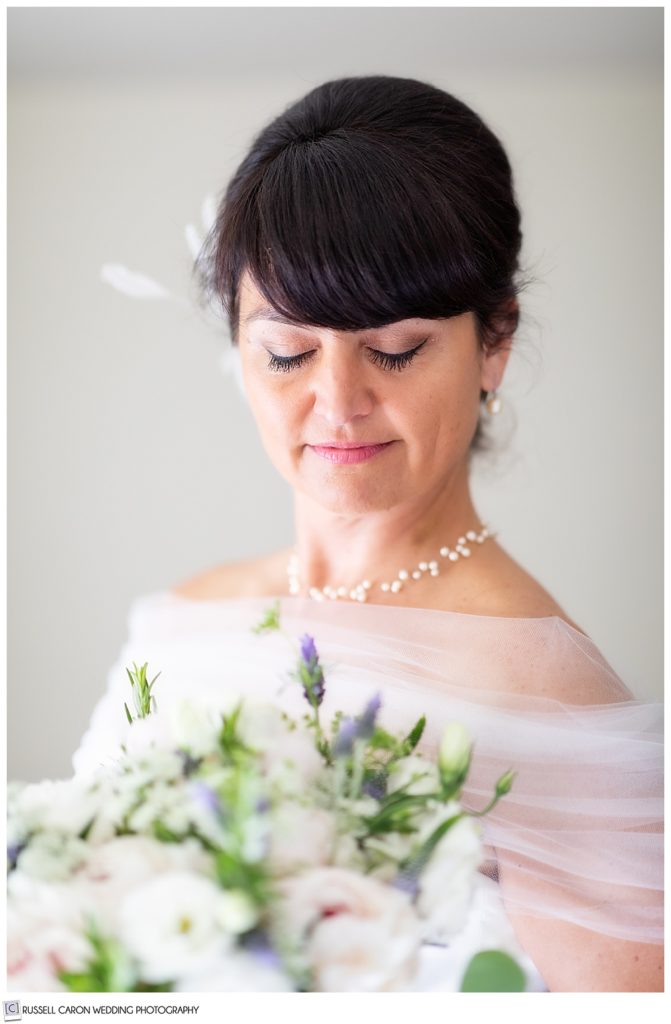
[[369, 338, 428, 371], [266, 338, 428, 374], [267, 350, 315, 373]]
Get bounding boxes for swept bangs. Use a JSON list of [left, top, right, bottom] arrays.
[[195, 76, 522, 350]]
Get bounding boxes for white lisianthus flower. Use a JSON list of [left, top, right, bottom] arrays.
[[117, 871, 249, 984], [387, 755, 440, 796], [74, 835, 216, 924], [268, 804, 336, 876], [278, 867, 421, 992], [215, 890, 259, 935], [414, 813, 483, 943], [176, 950, 293, 992]]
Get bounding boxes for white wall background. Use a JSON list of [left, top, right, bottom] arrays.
[[8, 7, 663, 782]]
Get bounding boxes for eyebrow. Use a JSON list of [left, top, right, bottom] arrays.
[[242, 305, 309, 328], [242, 305, 435, 335]]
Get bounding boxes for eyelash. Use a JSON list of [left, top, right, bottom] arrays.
[[266, 339, 428, 374]]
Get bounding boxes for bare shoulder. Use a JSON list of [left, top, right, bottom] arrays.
[[449, 540, 587, 635], [170, 549, 291, 601], [456, 542, 631, 704]]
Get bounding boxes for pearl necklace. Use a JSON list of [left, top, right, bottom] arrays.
[[287, 523, 492, 602]]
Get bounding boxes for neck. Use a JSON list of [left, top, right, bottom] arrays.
[[291, 460, 485, 597]]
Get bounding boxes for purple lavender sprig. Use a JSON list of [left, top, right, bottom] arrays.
[[297, 634, 326, 709], [294, 633, 329, 758], [332, 693, 382, 757]]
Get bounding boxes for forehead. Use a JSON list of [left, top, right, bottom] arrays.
[[238, 273, 308, 329]]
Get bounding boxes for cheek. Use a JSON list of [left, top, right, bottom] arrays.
[[401, 376, 479, 456], [244, 373, 302, 447]]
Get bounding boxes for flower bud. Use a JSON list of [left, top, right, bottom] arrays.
[[438, 722, 472, 794], [495, 769, 516, 798]]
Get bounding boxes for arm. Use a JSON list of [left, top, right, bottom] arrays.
[[498, 861, 664, 992]]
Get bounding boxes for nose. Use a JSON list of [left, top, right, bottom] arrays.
[[311, 347, 375, 427]]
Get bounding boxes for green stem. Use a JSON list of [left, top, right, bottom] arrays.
[[349, 739, 366, 799], [467, 791, 504, 818]]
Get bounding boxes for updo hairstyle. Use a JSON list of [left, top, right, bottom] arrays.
[[196, 75, 524, 452]]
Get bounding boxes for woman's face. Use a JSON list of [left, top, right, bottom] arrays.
[[237, 272, 510, 515]]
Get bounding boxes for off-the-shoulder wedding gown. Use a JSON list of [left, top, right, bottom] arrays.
[[72, 591, 664, 992]]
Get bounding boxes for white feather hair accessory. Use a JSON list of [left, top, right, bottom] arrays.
[[99, 194, 246, 399]]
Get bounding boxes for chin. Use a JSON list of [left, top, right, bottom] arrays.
[[301, 474, 403, 516]]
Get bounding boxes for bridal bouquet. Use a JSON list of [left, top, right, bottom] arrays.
[[7, 604, 522, 993]]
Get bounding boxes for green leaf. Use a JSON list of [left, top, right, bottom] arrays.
[[78, 816, 96, 842], [252, 601, 281, 635], [124, 702, 133, 725], [58, 917, 138, 992], [152, 820, 182, 844], [399, 811, 462, 875], [368, 726, 400, 751], [364, 792, 432, 835], [124, 662, 160, 720], [460, 950, 526, 992], [400, 715, 426, 755]]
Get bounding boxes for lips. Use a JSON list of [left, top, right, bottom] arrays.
[[307, 441, 394, 465]]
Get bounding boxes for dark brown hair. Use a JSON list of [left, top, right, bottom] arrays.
[[196, 75, 525, 451]]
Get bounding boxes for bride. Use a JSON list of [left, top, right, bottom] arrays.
[[74, 75, 663, 992]]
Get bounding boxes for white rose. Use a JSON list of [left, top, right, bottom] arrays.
[[118, 871, 246, 984], [7, 876, 94, 991], [268, 804, 336, 875], [8, 914, 92, 992], [387, 755, 440, 796], [278, 867, 421, 991], [415, 814, 483, 943], [80, 832, 214, 884], [176, 950, 293, 992]]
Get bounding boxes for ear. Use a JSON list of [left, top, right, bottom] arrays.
[[480, 338, 512, 393], [479, 299, 517, 392]]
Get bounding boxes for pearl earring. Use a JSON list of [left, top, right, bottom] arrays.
[[485, 390, 502, 415]]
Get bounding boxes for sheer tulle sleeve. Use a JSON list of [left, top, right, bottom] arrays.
[[278, 599, 664, 947], [72, 592, 664, 948]]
